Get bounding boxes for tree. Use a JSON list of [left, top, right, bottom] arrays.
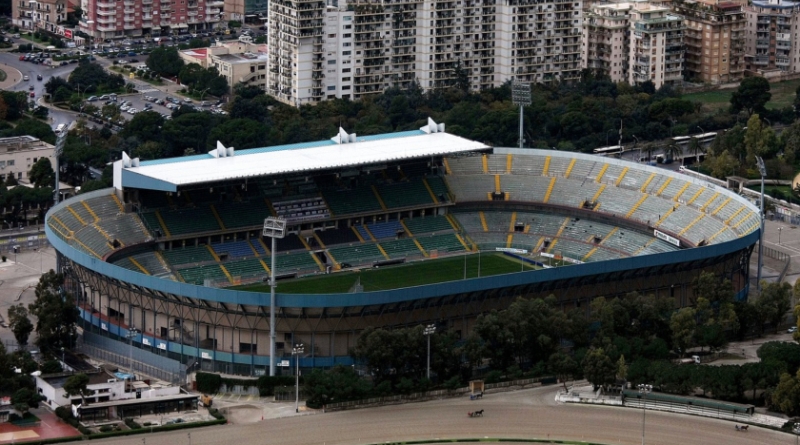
[[582, 347, 616, 390], [7, 304, 34, 347], [548, 351, 577, 391], [11, 387, 41, 414], [28, 271, 79, 352], [28, 158, 55, 189], [147, 46, 185, 77], [670, 307, 696, 355], [755, 281, 793, 334], [730, 77, 771, 115], [662, 142, 682, 164], [744, 114, 779, 165], [207, 118, 267, 150], [63, 373, 90, 405]]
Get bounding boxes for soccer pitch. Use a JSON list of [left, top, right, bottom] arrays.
[[235, 253, 539, 294]]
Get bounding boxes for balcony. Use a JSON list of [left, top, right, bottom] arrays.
[[97, 9, 115, 16], [97, 17, 115, 24]]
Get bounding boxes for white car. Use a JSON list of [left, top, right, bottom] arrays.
[[120, 104, 130, 112], [127, 108, 138, 114]]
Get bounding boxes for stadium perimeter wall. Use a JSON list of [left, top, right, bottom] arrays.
[[49, 185, 758, 374]]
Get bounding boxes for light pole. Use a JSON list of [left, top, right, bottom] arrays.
[[126, 327, 140, 376], [187, 433, 191, 445], [292, 343, 304, 413], [638, 383, 652, 445], [756, 156, 766, 292], [423, 324, 436, 380], [780, 226, 784, 245], [263, 217, 286, 376], [511, 80, 531, 149]]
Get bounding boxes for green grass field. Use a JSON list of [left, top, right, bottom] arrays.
[[683, 78, 800, 111], [234, 253, 538, 294]]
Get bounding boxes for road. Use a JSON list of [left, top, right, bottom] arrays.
[[84, 385, 793, 445]]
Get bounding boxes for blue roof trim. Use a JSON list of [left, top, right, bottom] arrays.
[[121, 170, 177, 192], [136, 130, 428, 167], [46, 190, 759, 309]]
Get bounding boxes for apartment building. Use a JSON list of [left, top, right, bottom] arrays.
[[671, 0, 744, 84], [628, 3, 685, 88], [582, 2, 632, 83], [0, 136, 55, 183], [744, 0, 800, 74], [12, 0, 69, 34], [79, 0, 225, 41], [224, 0, 268, 22], [268, 0, 583, 107], [179, 37, 268, 92]]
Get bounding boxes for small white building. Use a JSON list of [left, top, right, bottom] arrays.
[[35, 366, 182, 410], [0, 136, 56, 183]]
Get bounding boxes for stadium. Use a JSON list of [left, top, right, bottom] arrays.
[[46, 119, 761, 376]]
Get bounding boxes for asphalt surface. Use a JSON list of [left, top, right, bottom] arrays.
[[83, 385, 794, 445]]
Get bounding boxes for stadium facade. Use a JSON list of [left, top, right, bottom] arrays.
[[46, 121, 760, 375]]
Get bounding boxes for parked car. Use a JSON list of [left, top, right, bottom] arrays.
[[29, 92, 35, 98], [86, 96, 98, 102], [22, 75, 29, 81], [789, 327, 798, 334], [36, 74, 42, 81]]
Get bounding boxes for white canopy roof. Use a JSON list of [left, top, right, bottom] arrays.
[[118, 123, 489, 192]]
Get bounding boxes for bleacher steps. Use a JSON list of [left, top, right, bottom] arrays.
[[111, 194, 125, 212], [75, 238, 101, 258], [210, 205, 227, 230], [686, 188, 705, 206], [494, 175, 501, 193], [401, 220, 413, 237], [506, 154, 513, 173], [679, 215, 705, 236], [615, 167, 629, 186], [371, 185, 388, 210], [699, 192, 720, 212], [422, 178, 439, 203], [625, 195, 648, 218], [508, 212, 517, 232], [443, 158, 452, 175], [548, 217, 571, 253], [543, 156, 551, 176], [298, 236, 312, 251], [654, 209, 673, 227], [352, 226, 366, 243], [533, 236, 545, 252], [364, 225, 377, 241], [455, 233, 472, 250], [564, 159, 576, 179], [673, 182, 691, 201], [656, 177, 672, 196], [219, 264, 234, 283], [708, 226, 729, 243], [265, 198, 278, 217], [206, 245, 221, 262], [82, 201, 100, 223], [591, 184, 606, 205], [247, 241, 260, 256], [583, 227, 619, 262], [67, 206, 87, 226], [595, 164, 609, 183], [640, 173, 656, 193], [506, 234, 513, 248], [445, 214, 460, 231], [633, 238, 658, 256], [482, 155, 488, 173], [413, 238, 429, 257], [154, 211, 172, 237], [725, 207, 746, 226], [258, 238, 271, 255], [711, 197, 732, 216], [325, 250, 342, 270], [259, 259, 271, 274], [313, 232, 326, 249], [731, 212, 752, 231], [479, 212, 489, 232], [129, 257, 150, 275], [543, 177, 557, 203], [155, 251, 171, 272], [376, 244, 390, 260]]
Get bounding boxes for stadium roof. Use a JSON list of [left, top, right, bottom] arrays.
[[116, 119, 489, 192]]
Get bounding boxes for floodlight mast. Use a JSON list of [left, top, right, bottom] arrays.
[[263, 217, 286, 377], [511, 80, 531, 149], [53, 127, 69, 272], [756, 156, 766, 293]]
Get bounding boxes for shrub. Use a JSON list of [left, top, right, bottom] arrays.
[[8, 413, 20, 422], [77, 425, 91, 436], [208, 408, 225, 420], [124, 418, 141, 429], [142, 422, 151, 427], [256, 375, 295, 396], [195, 372, 222, 394], [484, 370, 503, 384], [99, 425, 112, 433]]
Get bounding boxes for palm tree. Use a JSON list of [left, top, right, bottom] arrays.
[[689, 138, 706, 170], [663, 142, 682, 164], [642, 143, 658, 163]]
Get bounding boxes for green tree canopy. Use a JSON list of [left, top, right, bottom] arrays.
[[730, 77, 771, 115], [28, 271, 79, 352], [63, 373, 90, 405], [7, 304, 34, 347], [29, 158, 55, 189], [146, 46, 185, 77]]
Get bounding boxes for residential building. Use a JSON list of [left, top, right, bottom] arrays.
[[583, 2, 633, 83], [672, 0, 745, 84], [79, 0, 225, 41], [744, 0, 800, 75], [268, 0, 583, 107], [0, 136, 55, 183], [224, 0, 268, 22], [628, 2, 685, 88], [12, 0, 69, 34], [179, 37, 268, 92]]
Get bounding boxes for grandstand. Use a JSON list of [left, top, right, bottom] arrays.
[[47, 121, 759, 375]]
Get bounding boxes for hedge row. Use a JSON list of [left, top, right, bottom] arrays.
[[86, 418, 227, 440], [196, 371, 296, 396]]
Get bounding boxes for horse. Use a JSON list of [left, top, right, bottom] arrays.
[[468, 409, 484, 417]]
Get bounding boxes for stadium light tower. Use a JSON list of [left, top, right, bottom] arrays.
[[511, 80, 531, 149], [263, 217, 286, 377], [53, 126, 69, 272], [423, 324, 436, 379], [756, 156, 766, 292]]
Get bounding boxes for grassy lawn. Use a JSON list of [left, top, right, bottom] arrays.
[[20, 33, 50, 46], [234, 253, 538, 294], [683, 78, 800, 111]]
